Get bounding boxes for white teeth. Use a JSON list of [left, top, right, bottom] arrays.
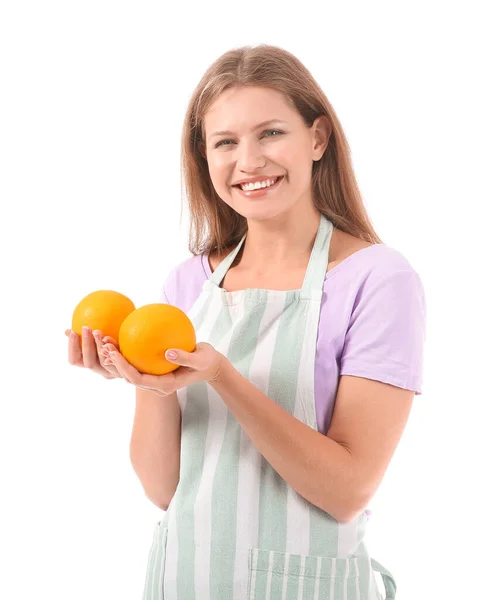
[[240, 177, 278, 191]]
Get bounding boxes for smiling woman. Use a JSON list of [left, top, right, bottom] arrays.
[[129, 44, 427, 600], [201, 85, 332, 227]]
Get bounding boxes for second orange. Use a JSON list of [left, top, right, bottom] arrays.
[[118, 304, 196, 375]]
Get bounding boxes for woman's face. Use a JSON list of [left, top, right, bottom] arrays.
[[203, 86, 329, 222]]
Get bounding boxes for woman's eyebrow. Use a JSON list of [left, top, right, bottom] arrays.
[[208, 119, 287, 140]]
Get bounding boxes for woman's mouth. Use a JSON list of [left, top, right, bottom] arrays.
[[233, 176, 284, 198]]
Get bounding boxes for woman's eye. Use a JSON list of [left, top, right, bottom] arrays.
[[215, 139, 234, 148], [214, 129, 284, 149], [264, 129, 283, 138]]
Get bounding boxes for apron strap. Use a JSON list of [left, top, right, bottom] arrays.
[[209, 234, 247, 287], [371, 558, 397, 599], [301, 214, 334, 292]]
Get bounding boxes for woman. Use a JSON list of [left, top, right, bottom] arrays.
[[66, 45, 426, 600]]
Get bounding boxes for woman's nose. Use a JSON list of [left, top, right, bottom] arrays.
[[236, 141, 266, 171]]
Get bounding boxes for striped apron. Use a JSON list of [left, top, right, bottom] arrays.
[[142, 214, 397, 600]]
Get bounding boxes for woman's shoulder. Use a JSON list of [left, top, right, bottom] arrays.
[[327, 229, 419, 281], [162, 252, 209, 280]]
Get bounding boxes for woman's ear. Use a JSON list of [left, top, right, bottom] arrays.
[[311, 115, 332, 161]]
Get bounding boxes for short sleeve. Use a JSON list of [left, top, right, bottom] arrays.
[[339, 269, 426, 394], [156, 255, 207, 314]]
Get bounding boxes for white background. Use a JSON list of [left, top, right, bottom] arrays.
[[1, 1, 475, 599]]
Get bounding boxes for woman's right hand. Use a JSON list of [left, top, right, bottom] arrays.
[[65, 327, 122, 380]]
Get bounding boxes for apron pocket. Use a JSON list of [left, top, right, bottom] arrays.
[[247, 547, 367, 600], [142, 522, 168, 600]]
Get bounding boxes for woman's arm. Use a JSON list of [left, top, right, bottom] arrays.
[[210, 359, 414, 524], [129, 388, 181, 510]]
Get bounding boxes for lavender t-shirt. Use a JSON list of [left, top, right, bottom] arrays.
[[159, 243, 426, 436]]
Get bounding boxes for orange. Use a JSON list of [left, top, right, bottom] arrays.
[[118, 304, 196, 375], [72, 290, 136, 349]]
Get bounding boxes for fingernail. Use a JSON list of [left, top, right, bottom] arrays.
[[166, 350, 177, 360], [82, 326, 89, 335], [70, 331, 76, 340]]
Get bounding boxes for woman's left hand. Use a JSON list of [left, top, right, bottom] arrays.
[[100, 342, 226, 396]]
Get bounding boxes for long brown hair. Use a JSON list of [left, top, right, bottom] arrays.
[[180, 44, 383, 258]]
